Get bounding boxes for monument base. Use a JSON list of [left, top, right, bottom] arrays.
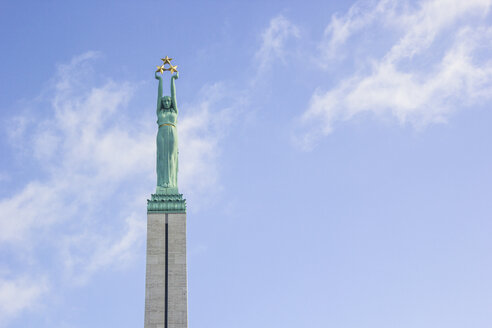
[[144, 212, 188, 328]]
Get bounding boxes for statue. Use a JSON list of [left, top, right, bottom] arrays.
[[155, 56, 179, 193], [147, 56, 186, 212]]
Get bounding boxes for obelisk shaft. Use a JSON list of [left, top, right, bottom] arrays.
[[144, 213, 187, 328]]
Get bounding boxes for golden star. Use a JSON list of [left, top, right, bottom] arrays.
[[161, 56, 173, 65], [156, 65, 165, 74], [169, 64, 178, 74]]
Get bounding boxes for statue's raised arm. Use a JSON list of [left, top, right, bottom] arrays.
[[171, 72, 179, 113], [155, 71, 163, 115]]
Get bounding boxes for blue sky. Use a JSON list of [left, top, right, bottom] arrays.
[[1, 0, 492, 327]]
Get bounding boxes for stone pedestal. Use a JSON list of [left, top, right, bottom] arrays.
[[145, 192, 187, 328]]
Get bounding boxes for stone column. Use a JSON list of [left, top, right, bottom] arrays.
[[144, 212, 187, 328]]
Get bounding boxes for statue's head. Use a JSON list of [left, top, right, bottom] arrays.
[[161, 96, 172, 109]]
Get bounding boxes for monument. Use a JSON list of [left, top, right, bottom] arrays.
[[144, 56, 187, 328]]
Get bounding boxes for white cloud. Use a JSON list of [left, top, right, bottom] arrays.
[[179, 83, 234, 195], [61, 214, 146, 285], [1, 55, 149, 246], [255, 15, 300, 73], [384, 0, 491, 62], [300, 0, 492, 148], [0, 180, 67, 244], [319, 0, 396, 64], [0, 276, 48, 326]]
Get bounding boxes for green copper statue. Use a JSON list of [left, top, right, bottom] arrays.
[[147, 57, 186, 212], [155, 57, 179, 193]]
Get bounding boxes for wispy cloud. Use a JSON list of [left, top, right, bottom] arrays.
[[0, 276, 48, 326], [254, 15, 300, 74], [300, 0, 492, 148], [1, 52, 148, 246], [61, 214, 145, 285], [318, 0, 396, 65], [179, 83, 234, 196]]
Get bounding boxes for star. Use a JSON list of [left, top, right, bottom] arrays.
[[156, 65, 165, 74], [161, 56, 173, 65], [169, 64, 178, 74]]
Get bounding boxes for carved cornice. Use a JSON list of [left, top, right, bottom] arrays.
[[147, 192, 186, 213]]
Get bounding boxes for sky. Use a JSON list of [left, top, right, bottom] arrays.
[[1, 0, 492, 327]]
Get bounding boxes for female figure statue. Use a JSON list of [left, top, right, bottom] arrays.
[[155, 71, 179, 191]]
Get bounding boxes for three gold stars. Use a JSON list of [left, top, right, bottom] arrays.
[[155, 56, 179, 74]]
